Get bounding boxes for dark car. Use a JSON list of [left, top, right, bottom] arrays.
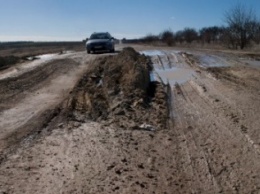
[[86, 32, 115, 54]]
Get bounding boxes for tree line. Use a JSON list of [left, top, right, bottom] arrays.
[[123, 3, 260, 50]]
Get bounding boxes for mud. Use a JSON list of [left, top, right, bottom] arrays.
[[66, 47, 168, 130]]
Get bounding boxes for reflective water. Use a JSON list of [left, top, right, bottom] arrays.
[[243, 59, 260, 69], [140, 50, 165, 56], [141, 50, 195, 85], [198, 55, 229, 67], [152, 67, 194, 85]]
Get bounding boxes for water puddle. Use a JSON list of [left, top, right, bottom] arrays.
[[140, 50, 165, 56], [151, 67, 194, 85], [61, 50, 75, 54], [27, 53, 58, 61], [36, 53, 58, 60], [0, 53, 59, 80], [27, 51, 74, 61], [198, 55, 229, 67], [141, 50, 195, 86], [243, 59, 260, 69]]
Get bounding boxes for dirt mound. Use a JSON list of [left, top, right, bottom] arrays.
[[66, 47, 168, 130]]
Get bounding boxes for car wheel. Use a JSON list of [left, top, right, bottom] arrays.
[[110, 48, 115, 53], [87, 50, 90, 54]]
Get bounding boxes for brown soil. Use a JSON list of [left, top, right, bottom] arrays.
[[0, 45, 259, 194], [66, 47, 168, 130]]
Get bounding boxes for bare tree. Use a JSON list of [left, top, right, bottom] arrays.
[[224, 3, 259, 49], [199, 26, 223, 44], [141, 34, 160, 43], [252, 22, 260, 44], [182, 28, 198, 43], [160, 30, 175, 46], [175, 30, 185, 44]]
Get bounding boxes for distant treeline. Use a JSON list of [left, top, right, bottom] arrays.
[[0, 41, 83, 50], [123, 3, 260, 50], [123, 24, 260, 50]]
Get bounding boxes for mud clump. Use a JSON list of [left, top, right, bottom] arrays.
[[67, 47, 168, 130]]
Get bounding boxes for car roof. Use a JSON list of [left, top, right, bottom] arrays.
[[89, 32, 111, 39], [92, 32, 110, 35]]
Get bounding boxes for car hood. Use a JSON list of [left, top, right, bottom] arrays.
[[87, 39, 110, 44]]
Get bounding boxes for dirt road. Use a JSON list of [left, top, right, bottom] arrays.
[[0, 45, 259, 194]]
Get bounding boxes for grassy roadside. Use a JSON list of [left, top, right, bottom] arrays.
[[0, 56, 20, 70]]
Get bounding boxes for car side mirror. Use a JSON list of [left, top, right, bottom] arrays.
[[111, 37, 114, 40], [86, 38, 89, 41]]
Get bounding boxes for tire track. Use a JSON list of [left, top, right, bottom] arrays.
[[175, 81, 260, 193], [171, 86, 221, 193]]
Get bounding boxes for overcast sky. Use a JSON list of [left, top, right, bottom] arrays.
[[0, 0, 260, 41]]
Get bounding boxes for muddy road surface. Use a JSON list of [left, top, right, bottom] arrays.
[[0, 45, 260, 194]]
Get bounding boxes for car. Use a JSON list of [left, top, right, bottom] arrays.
[[86, 32, 115, 54]]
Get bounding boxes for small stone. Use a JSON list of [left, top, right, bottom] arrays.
[[139, 123, 156, 131]]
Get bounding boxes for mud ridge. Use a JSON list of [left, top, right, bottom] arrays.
[[65, 47, 169, 130]]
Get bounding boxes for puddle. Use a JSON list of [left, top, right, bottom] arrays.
[[27, 56, 39, 61], [151, 67, 194, 85], [61, 50, 75, 54], [198, 55, 229, 67], [243, 59, 260, 69], [140, 50, 165, 56], [27, 53, 58, 61], [0, 53, 59, 80], [27, 51, 74, 61], [35, 53, 58, 60], [141, 50, 195, 85]]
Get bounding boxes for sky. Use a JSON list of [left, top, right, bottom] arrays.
[[0, 0, 260, 41]]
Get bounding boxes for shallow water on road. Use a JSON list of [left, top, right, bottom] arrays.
[[36, 53, 58, 60], [141, 50, 195, 85], [243, 59, 260, 69], [140, 50, 165, 56], [198, 55, 230, 67], [151, 67, 194, 85]]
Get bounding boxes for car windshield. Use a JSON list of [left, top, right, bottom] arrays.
[[90, 33, 110, 40]]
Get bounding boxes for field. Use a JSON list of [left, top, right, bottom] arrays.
[[0, 42, 259, 193]]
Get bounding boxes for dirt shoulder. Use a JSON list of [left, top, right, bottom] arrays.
[[0, 51, 97, 158]]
